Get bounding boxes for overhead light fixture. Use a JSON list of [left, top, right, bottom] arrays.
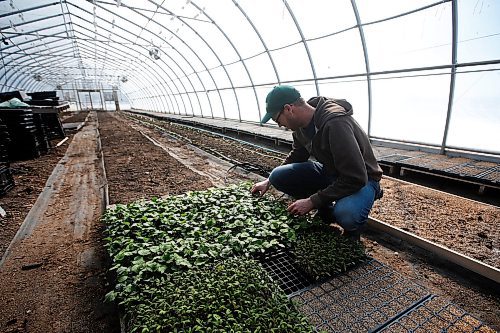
[[2, 37, 8, 45], [33, 74, 43, 81], [120, 76, 128, 83], [149, 47, 160, 60]]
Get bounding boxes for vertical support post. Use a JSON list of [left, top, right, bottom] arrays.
[[113, 89, 120, 111], [99, 89, 104, 111], [89, 91, 94, 110], [440, 0, 458, 155], [77, 90, 83, 111], [351, 0, 372, 136], [103, 90, 108, 111]]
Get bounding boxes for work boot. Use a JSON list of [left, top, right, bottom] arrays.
[[315, 205, 335, 225], [342, 224, 366, 242], [343, 229, 361, 242]]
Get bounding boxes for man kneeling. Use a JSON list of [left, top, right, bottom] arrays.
[[251, 85, 383, 241]]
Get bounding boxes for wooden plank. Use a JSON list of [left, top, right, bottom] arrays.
[[367, 217, 500, 284]]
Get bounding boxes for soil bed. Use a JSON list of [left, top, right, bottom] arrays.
[[98, 112, 213, 203], [371, 179, 499, 268]]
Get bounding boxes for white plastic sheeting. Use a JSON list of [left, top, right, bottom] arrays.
[[0, 0, 499, 154]]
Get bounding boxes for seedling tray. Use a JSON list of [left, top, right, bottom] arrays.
[[444, 163, 499, 185], [256, 250, 315, 295], [377, 295, 496, 332], [399, 159, 499, 186], [289, 259, 430, 332], [418, 157, 469, 172], [445, 162, 494, 177], [379, 154, 414, 164], [478, 168, 500, 184], [263, 257, 497, 333]]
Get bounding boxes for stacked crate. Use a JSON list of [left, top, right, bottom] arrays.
[[33, 114, 50, 154], [0, 90, 29, 103], [0, 108, 41, 160], [27, 91, 58, 104], [0, 118, 14, 195], [36, 112, 66, 140], [28, 91, 66, 140]]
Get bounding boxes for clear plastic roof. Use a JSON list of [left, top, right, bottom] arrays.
[[1, 0, 499, 155]]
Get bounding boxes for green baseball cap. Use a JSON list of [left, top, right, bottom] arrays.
[[261, 85, 301, 123]]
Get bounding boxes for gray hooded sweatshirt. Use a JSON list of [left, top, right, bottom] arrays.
[[283, 96, 383, 208]]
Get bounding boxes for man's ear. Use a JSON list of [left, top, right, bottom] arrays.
[[284, 104, 292, 115]]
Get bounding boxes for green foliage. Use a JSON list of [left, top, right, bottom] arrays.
[[127, 257, 314, 332], [102, 182, 364, 331], [102, 183, 316, 331], [293, 225, 367, 280], [103, 183, 311, 276]]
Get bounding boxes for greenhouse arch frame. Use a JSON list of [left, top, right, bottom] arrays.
[[1, 0, 499, 157]]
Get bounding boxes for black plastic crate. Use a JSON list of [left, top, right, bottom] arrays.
[[0, 182, 15, 196], [38, 113, 65, 139], [27, 91, 57, 100], [33, 114, 51, 153], [0, 90, 29, 102], [0, 167, 13, 184], [27, 99, 60, 107], [0, 108, 42, 160]]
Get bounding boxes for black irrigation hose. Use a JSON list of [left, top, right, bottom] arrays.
[[169, 121, 287, 157], [228, 162, 271, 178]]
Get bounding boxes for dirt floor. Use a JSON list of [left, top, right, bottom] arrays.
[[371, 179, 499, 268], [0, 138, 73, 260], [0, 113, 120, 333], [0, 110, 498, 332]]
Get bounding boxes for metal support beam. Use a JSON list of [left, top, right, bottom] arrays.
[[440, 0, 458, 154], [0, 2, 60, 19], [351, 0, 373, 135]]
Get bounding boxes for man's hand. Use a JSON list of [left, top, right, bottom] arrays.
[[287, 198, 314, 216], [251, 179, 271, 196]]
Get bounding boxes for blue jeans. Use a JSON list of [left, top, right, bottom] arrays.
[[269, 161, 381, 232]]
